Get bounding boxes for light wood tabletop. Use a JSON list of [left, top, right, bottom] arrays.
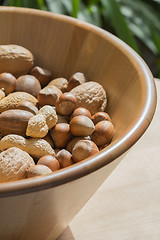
[[58, 78, 160, 240]]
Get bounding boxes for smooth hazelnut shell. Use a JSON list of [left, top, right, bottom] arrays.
[[67, 72, 87, 91], [30, 66, 52, 87], [37, 155, 60, 171], [91, 112, 111, 124], [70, 107, 91, 120], [56, 92, 77, 116], [16, 75, 41, 97], [0, 72, 16, 94], [91, 120, 114, 146], [72, 140, 99, 162], [38, 85, 62, 107], [56, 149, 73, 168]]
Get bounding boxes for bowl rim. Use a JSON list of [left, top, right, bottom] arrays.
[[0, 6, 157, 197]]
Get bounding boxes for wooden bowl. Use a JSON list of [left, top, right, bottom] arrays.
[[0, 7, 156, 240]]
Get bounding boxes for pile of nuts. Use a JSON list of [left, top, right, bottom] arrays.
[[0, 44, 114, 183]]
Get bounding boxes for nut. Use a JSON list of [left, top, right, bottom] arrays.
[[50, 123, 71, 148], [42, 133, 54, 148], [56, 149, 73, 168], [91, 120, 114, 146], [70, 115, 95, 137], [91, 112, 111, 124], [48, 78, 68, 93], [0, 89, 5, 101], [38, 85, 62, 107], [0, 134, 55, 159], [26, 165, 52, 178], [70, 107, 91, 120], [26, 105, 57, 138], [71, 81, 107, 115], [0, 147, 35, 182], [0, 109, 34, 137], [72, 140, 99, 162], [16, 101, 38, 115], [68, 72, 87, 91], [57, 115, 69, 124], [16, 75, 41, 97], [0, 92, 38, 113], [66, 136, 90, 153], [0, 72, 16, 94], [0, 44, 34, 77], [30, 66, 52, 87], [37, 155, 60, 171], [55, 92, 77, 116]]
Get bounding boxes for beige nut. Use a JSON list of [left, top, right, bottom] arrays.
[[71, 81, 107, 115], [16, 101, 38, 115], [56, 149, 73, 168], [30, 66, 52, 87], [27, 165, 52, 178], [0, 134, 55, 159], [48, 78, 68, 93], [0, 44, 34, 77], [68, 72, 87, 91], [91, 120, 114, 146], [16, 75, 41, 98], [70, 115, 95, 137], [38, 85, 62, 107], [0, 89, 5, 101], [50, 123, 71, 148], [26, 105, 57, 138], [0, 147, 35, 182], [0, 92, 38, 113], [72, 140, 99, 162], [37, 155, 60, 171], [0, 109, 34, 137], [0, 72, 16, 95]]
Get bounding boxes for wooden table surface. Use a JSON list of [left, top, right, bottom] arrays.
[[58, 79, 160, 240]]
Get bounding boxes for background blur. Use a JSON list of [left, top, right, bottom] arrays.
[[0, 0, 160, 77]]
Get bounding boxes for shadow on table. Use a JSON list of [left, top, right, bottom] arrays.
[[57, 226, 75, 240]]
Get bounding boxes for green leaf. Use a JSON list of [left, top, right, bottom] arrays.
[[72, 0, 80, 18]]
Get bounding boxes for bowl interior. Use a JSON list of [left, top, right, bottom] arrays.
[[0, 7, 156, 193]]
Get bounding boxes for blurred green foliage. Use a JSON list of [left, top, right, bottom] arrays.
[[1, 0, 160, 77]]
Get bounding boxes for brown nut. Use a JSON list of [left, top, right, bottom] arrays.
[[38, 85, 62, 107], [71, 81, 107, 115], [70, 115, 95, 137], [55, 92, 77, 116], [30, 66, 52, 87], [0, 147, 35, 182], [91, 112, 111, 124], [0, 109, 34, 137], [37, 155, 60, 171], [72, 140, 99, 162], [91, 120, 114, 146], [70, 107, 91, 120], [66, 136, 90, 153], [68, 72, 87, 91], [56, 149, 73, 168], [50, 123, 71, 148], [0, 92, 38, 113], [0, 72, 16, 94], [16, 75, 41, 97], [48, 78, 68, 93], [42, 133, 54, 148], [57, 115, 69, 124], [16, 101, 38, 115], [26, 165, 52, 178]]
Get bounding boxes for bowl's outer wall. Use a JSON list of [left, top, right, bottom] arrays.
[[0, 7, 157, 240]]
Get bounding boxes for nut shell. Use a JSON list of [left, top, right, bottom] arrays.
[[56, 149, 73, 168], [38, 85, 62, 107], [37, 155, 60, 171], [30, 66, 52, 87], [56, 92, 77, 116], [68, 72, 87, 91], [0, 72, 16, 94], [50, 123, 71, 148], [27, 165, 52, 178], [48, 78, 68, 92], [16, 101, 38, 115], [91, 112, 111, 124]]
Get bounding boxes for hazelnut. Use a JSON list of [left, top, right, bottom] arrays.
[[70, 115, 95, 137], [26, 165, 52, 178], [37, 155, 60, 171], [68, 72, 87, 91], [56, 92, 77, 116], [50, 123, 71, 148], [91, 112, 111, 124], [48, 78, 68, 93], [16, 100, 38, 115], [66, 136, 90, 153], [42, 133, 54, 148], [38, 85, 62, 107], [30, 66, 52, 87], [56, 149, 73, 168], [57, 115, 69, 124], [0, 72, 16, 94], [16, 75, 41, 97], [72, 140, 99, 162], [70, 107, 91, 120], [91, 120, 114, 146]]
